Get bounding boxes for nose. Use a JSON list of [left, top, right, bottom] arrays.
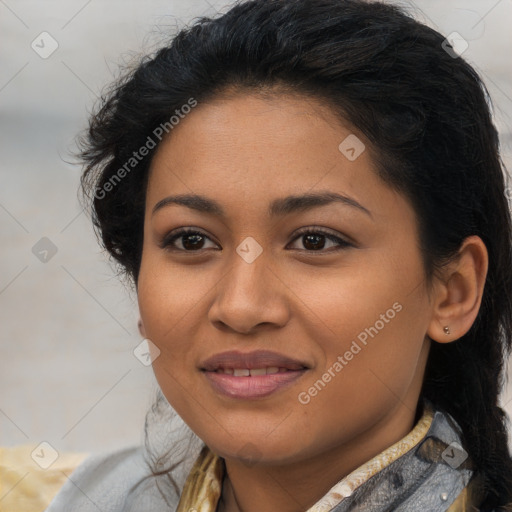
[[207, 250, 291, 335]]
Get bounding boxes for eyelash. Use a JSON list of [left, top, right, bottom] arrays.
[[159, 226, 353, 253]]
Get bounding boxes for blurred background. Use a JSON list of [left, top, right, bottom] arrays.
[[1, 0, 512, 459]]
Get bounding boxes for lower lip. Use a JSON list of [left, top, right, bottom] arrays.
[[203, 370, 307, 399]]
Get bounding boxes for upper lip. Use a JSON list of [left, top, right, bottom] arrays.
[[200, 350, 309, 371]]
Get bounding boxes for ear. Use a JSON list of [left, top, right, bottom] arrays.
[[137, 318, 147, 338], [426, 235, 488, 343]]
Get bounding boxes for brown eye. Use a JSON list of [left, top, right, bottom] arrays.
[[160, 228, 218, 252], [302, 233, 327, 250], [288, 228, 352, 252]]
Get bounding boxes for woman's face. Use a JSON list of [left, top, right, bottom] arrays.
[[137, 91, 435, 466]]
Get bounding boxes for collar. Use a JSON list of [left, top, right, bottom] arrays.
[[176, 400, 484, 512]]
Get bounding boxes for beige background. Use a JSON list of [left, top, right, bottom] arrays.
[[1, 0, 512, 457]]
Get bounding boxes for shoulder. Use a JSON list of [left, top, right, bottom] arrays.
[[45, 443, 177, 511]]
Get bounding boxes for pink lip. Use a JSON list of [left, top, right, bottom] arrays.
[[203, 369, 307, 399], [200, 350, 309, 399]]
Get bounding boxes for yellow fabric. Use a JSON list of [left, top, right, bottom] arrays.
[[0, 444, 89, 512], [176, 445, 224, 512]]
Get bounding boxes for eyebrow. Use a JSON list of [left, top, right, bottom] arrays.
[[151, 191, 372, 219]]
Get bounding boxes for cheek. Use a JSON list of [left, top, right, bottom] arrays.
[[291, 248, 429, 392], [291, 296, 427, 454], [137, 254, 195, 368], [138, 248, 204, 334], [287, 259, 418, 349], [137, 263, 205, 424]]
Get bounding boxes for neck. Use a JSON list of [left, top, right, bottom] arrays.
[[217, 402, 419, 512]]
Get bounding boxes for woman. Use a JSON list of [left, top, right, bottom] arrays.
[[46, 0, 512, 510]]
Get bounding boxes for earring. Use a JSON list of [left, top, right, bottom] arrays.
[[443, 326, 450, 335]]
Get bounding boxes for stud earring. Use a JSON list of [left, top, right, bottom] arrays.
[[443, 326, 450, 335]]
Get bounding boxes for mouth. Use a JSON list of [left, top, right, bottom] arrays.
[[199, 350, 309, 399]]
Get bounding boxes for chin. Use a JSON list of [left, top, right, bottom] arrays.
[[209, 434, 309, 466]]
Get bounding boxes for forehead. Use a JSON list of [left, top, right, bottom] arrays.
[[149, 93, 370, 190]]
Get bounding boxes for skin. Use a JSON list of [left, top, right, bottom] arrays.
[[136, 90, 488, 512]]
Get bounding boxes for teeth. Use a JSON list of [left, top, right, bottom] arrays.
[[249, 368, 267, 376], [216, 366, 287, 376]]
